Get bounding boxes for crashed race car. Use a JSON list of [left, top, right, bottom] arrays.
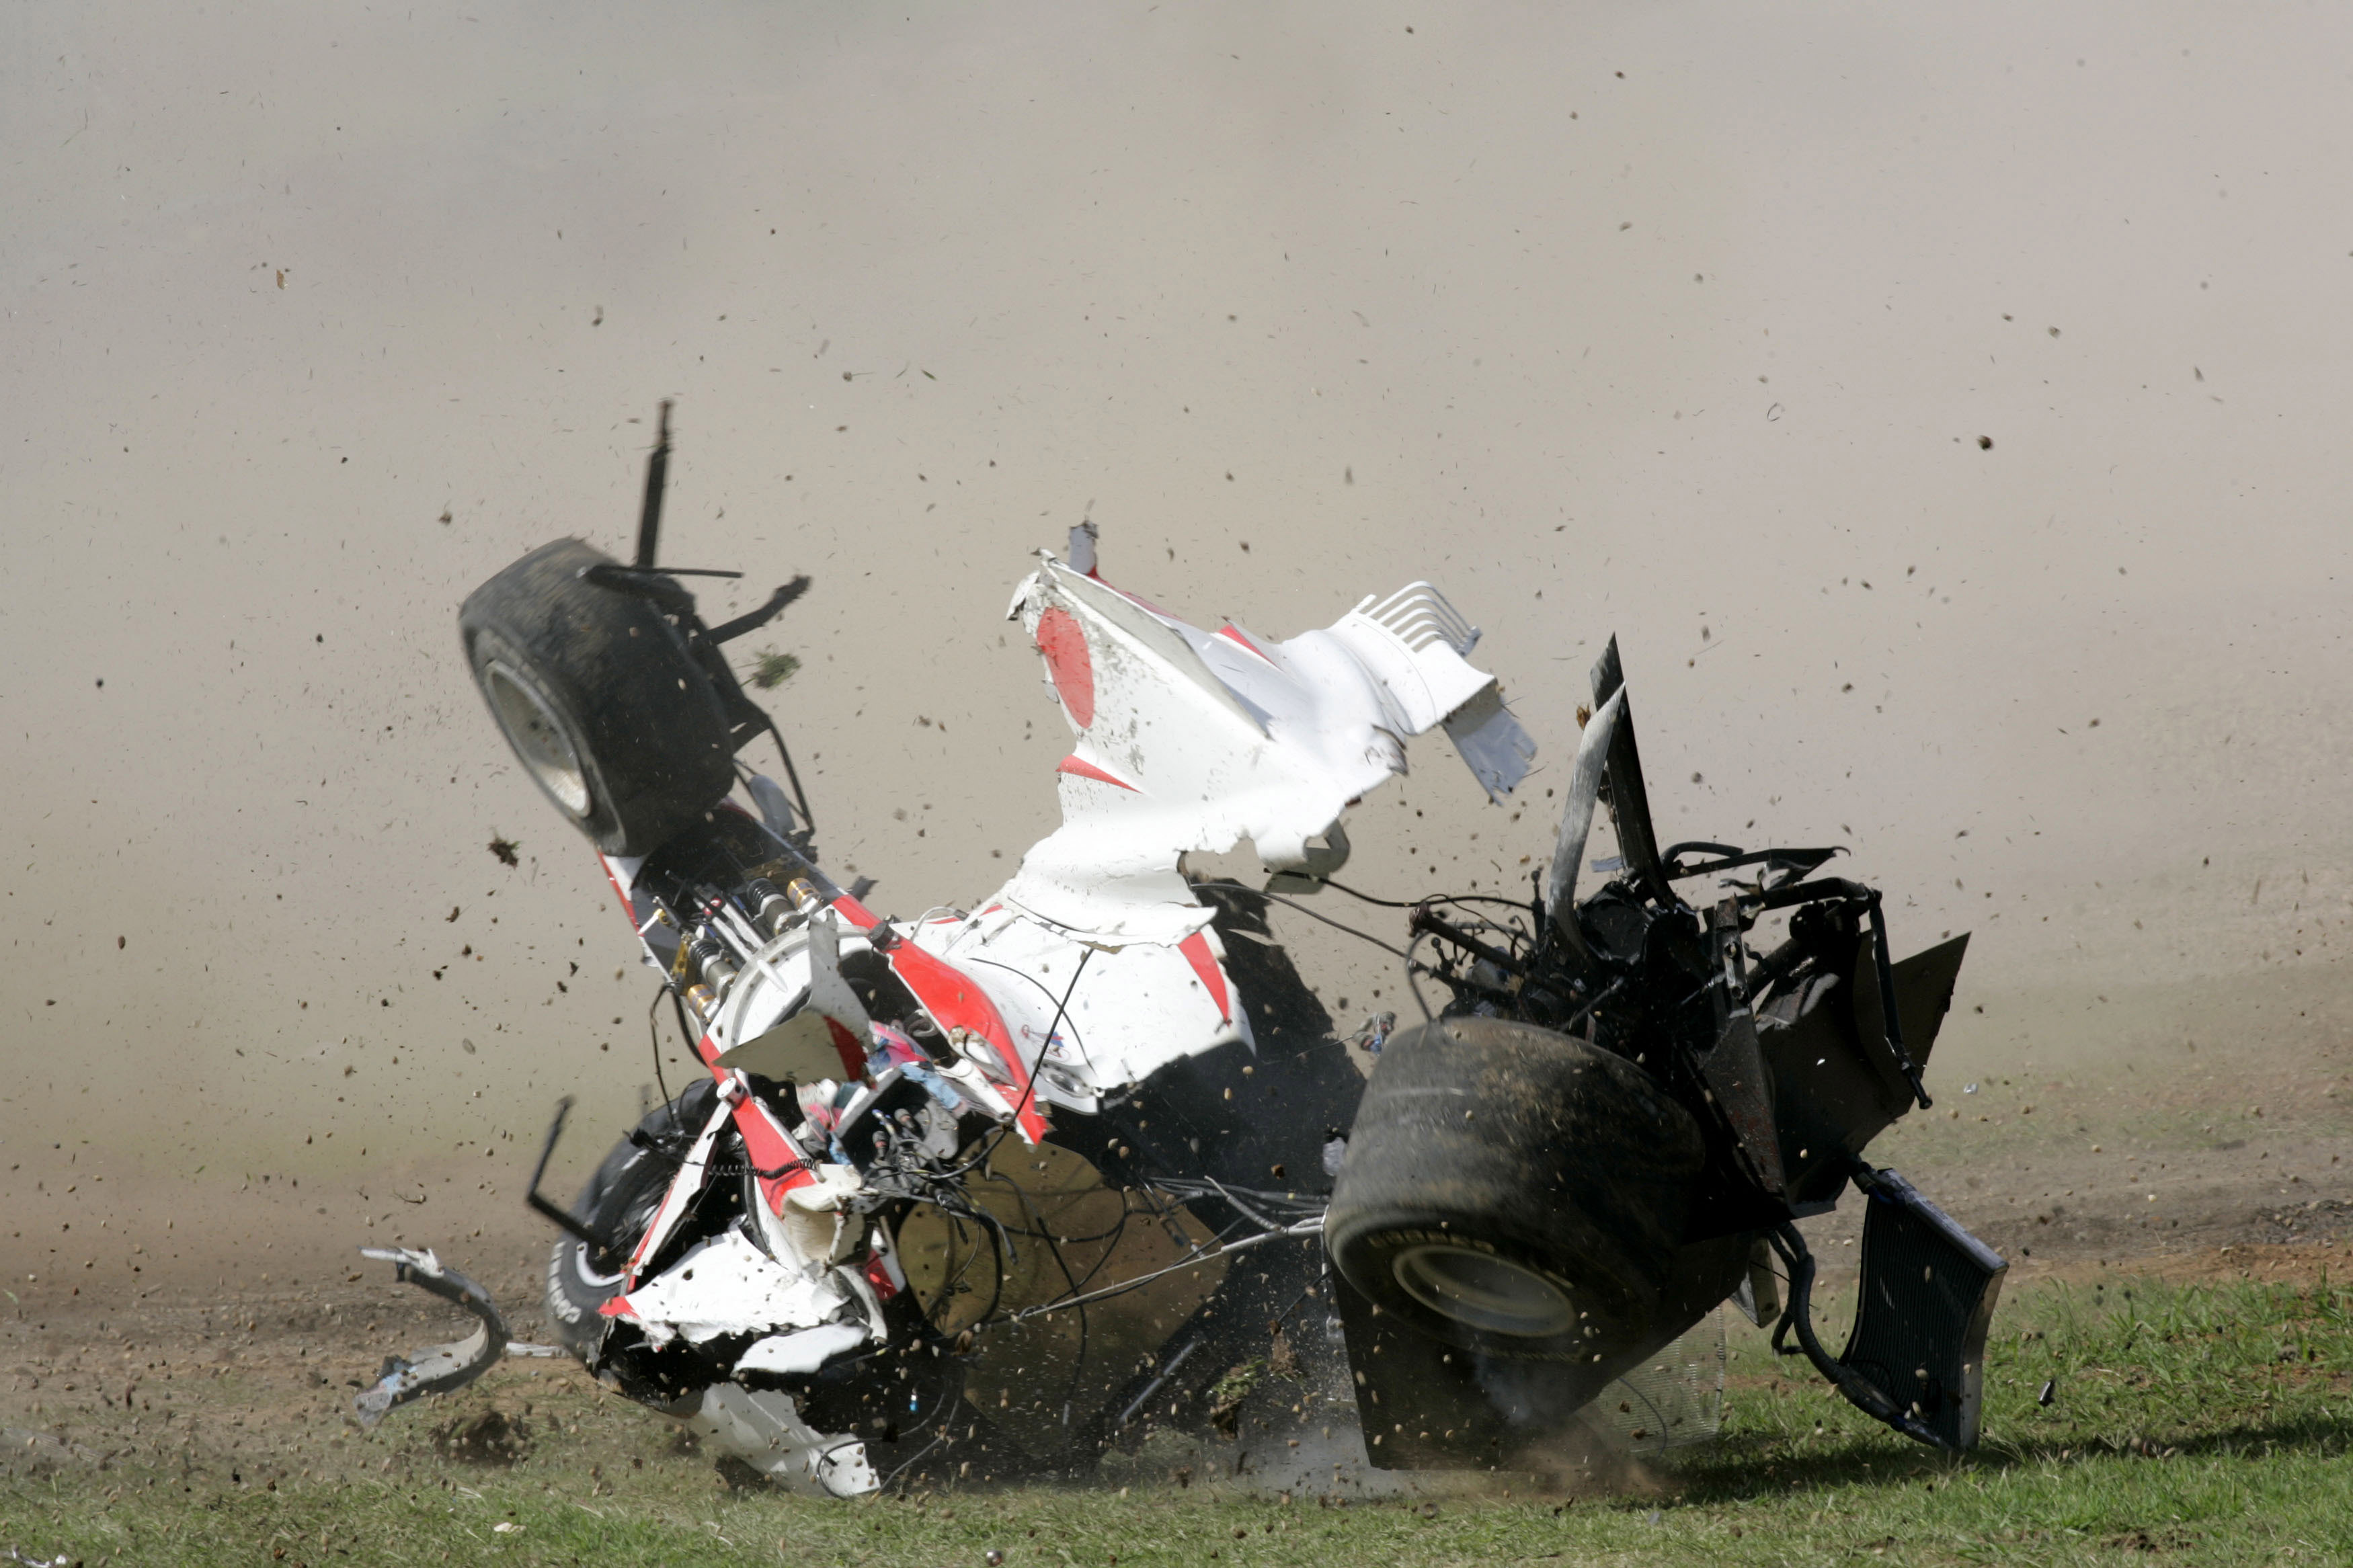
[[358, 407, 2004, 1493]]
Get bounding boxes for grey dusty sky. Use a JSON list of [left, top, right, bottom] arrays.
[[4, 2, 2349, 1205]]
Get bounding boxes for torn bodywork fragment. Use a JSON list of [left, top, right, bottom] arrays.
[[352, 1248, 559, 1427]]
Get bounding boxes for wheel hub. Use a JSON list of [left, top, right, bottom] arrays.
[[1391, 1243, 1578, 1337], [483, 660, 591, 818]]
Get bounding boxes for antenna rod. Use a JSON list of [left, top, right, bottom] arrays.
[[633, 399, 672, 569]]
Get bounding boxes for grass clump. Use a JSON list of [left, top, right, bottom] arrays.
[[750, 650, 799, 691]]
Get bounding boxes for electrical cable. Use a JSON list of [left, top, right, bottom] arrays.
[[926, 1212, 991, 1333], [1189, 878, 1529, 1027], [937, 945, 1095, 1181], [1189, 880, 1414, 960], [1402, 930, 1438, 1026], [959, 953, 1099, 1075], [982, 1165, 1097, 1415], [1318, 876, 1538, 918], [1005, 1219, 1323, 1323], [1057, 1202, 1139, 1295], [643, 987, 679, 1132], [1304, 876, 1417, 908]]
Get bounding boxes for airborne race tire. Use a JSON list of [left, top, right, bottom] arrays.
[[459, 537, 736, 858], [1325, 1016, 1706, 1363], [545, 1083, 717, 1360]]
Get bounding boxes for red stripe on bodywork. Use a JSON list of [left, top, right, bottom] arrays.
[[596, 855, 636, 919], [884, 939, 1050, 1145], [825, 1017, 867, 1078], [1035, 606, 1095, 729], [826, 897, 1043, 1140], [694, 1038, 821, 1212], [1216, 624, 1273, 662], [1178, 930, 1232, 1025], [733, 1094, 820, 1211], [1056, 753, 1139, 791]]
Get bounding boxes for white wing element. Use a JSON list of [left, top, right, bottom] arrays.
[[996, 552, 1536, 945], [1330, 583, 1540, 804]]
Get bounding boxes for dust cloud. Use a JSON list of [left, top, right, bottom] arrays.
[[5, 3, 2350, 1294]]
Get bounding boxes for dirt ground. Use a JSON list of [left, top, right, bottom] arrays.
[[7, 954, 2351, 1498]]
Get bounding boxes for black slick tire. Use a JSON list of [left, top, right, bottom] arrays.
[[1325, 1016, 1706, 1363], [544, 1083, 716, 1359], [460, 537, 735, 857]]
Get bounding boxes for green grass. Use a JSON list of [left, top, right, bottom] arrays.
[[7, 1272, 2353, 1565], [750, 651, 800, 692]]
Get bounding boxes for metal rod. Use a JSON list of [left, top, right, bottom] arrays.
[[1114, 1338, 1201, 1430], [523, 1097, 618, 1270], [1408, 906, 1525, 977], [1006, 1219, 1323, 1322], [633, 399, 672, 569]]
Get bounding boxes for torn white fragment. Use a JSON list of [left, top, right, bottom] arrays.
[[620, 1230, 850, 1346], [736, 1322, 867, 1377]]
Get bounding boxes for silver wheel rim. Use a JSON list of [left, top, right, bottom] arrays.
[[483, 660, 591, 819], [1392, 1243, 1576, 1337]]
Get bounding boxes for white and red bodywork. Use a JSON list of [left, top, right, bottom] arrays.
[[569, 539, 1531, 1493]]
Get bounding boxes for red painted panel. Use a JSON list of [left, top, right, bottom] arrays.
[[1216, 623, 1274, 662], [734, 1095, 819, 1211], [1035, 606, 1095, 729], [1178, 930, 1232, 1024], [699, 1031, 822, 1210], [1055, 753, 1139, 791], [824, 1017, 868, 1078], [886, 939, 1051, 1145]]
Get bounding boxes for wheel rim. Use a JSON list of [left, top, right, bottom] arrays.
[[1392, 1243, 1577, 1337], [483, 660, 591, 819]]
